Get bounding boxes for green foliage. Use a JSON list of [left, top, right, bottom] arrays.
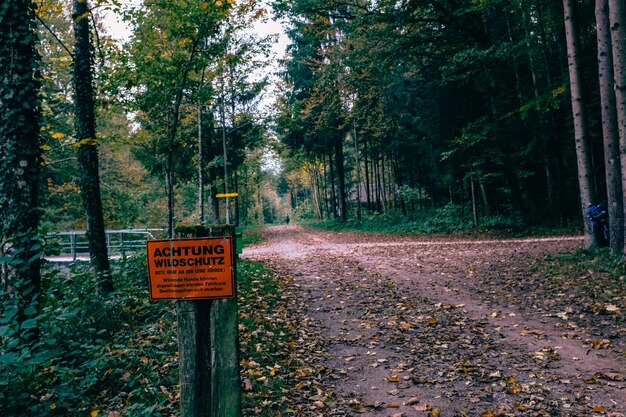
[[305, 203, 568, 237], [240, 224, 264, 247], [0, 255, 178, 416]]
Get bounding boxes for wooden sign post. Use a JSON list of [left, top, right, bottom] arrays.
[[147, 225, 241, 417]]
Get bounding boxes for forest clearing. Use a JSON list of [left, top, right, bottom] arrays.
[[243, 226, 625, 416]]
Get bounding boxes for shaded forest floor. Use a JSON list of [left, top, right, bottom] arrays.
[[242, 225, 625, 417]]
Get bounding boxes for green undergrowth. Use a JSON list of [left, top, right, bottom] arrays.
[[0, 238, 300, 416], [240, 224, 264, 247], [304, 205, 579, 237], [0, 255, 179, 417]]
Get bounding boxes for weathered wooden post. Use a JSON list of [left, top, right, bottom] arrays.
[[146, 224, 241, 417]]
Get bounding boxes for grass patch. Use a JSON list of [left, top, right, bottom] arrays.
[[240, 224, 264, 247], [304, 206, 579, 238]]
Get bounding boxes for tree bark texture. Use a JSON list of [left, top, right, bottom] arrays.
[[0, 0, 42, 335], [333, 134, 347, 221], [608, 0, 626, 253], [176, 225, 241, 417], [563, 0, 596, 247], [73, 0, 113, 293], [596, 0, 624, 251]]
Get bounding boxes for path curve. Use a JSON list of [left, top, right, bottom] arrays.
[[243, 225, 625, 416]]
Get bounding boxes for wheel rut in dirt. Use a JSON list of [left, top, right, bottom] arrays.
[[243, 225, 625, 416]]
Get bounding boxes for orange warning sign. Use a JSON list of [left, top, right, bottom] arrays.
[[146, 237, 234, 300]]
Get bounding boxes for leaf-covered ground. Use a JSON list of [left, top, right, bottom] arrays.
[[242, 225, 625, 417]]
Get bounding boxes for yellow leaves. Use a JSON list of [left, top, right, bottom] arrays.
[[591, 339, 610, 349], [73, 138, 99, 148], [201, 2, 210, 10], [90, 410, 99, 417], [385, 374, 401, 383], [481, 410, 497, 417], [506, 376, 521, 394], [140, 356, 149, 363], [52, 132, 64, 140], [50, 403, 56, 410], [552, 86, 566, 98]]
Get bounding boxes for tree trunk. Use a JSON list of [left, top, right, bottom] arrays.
[[352, 122, 362, 219], [333, 134, 347, 221], [609, 0, 626, 253], [0, 0, 42, 339], [73, 0, 113, 294], [327, 150, 338, 218], [596, 0, 624, 252], [563, 0, 596, 247], [363, 138, 372, 212], [198, 105, 205, 223]]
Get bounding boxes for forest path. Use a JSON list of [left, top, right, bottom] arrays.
[[242, 225, 625, 416]]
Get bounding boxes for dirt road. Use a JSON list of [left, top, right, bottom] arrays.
[[243, 225, 625, 416]]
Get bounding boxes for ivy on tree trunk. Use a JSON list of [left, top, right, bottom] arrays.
[[0, 0, 43, 339]]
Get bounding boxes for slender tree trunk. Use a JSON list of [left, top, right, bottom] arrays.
[[563, 0, 596, 247], [73, 0, 112, 294], [352, 122, 362, 219], [609, 0, 626, 253], [470, 170, 479, 226], [0, 0, 42, 339], [334, 135, 347, 221], [198, 105, 205, 223], [597, 0, 624, 251], [328, 150, 338, 218], [363, 138, 372, 212], [210, 182, 220, 224]]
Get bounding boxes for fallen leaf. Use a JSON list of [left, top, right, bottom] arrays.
[[592, 406, 606, 413], [591, 339, 610, 349], [405, 397, 419, 405], [386, 374, 401, 382], [243, 378, 253, 391]]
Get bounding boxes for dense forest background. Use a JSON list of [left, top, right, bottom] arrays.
[[275, 0, 606, 229], [18, 0, 626, 242]]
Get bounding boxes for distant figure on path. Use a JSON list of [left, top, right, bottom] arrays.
[[285, 214, 290, 224]]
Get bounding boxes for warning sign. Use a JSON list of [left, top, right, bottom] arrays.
[[146, 237, 234, 300]]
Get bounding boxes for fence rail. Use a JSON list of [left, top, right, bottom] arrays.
[[46, 229, 164, 262]]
